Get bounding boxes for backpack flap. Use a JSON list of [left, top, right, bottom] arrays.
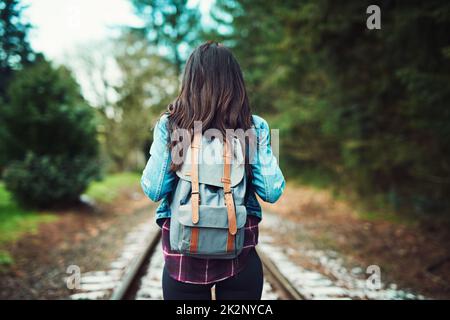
[[171, 204, 247, 258], [177, 204, 247, 229], [175, 136, 245, 187]]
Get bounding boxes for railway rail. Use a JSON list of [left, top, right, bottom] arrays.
[[71, 211, 423, 301], [109, 229, 303, 300]]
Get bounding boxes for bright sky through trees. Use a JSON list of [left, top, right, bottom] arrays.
[[24, 0, 213, 61]]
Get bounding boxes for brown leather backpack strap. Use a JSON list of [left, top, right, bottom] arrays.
[[189, 131, 201, 253], [191, 131, 201, 225], [222, 138, 237, 238], [190, 227, 199, 253]]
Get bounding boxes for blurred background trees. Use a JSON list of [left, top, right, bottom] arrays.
[[0, 0, 449, 216], [0, 0, 99, 207], [0, 0, 34, 98], [210, 0, 450, 215], [0, 56, 100, 207], [130, 0, 202, 75], [112, 33, 178, 169], [72, 32, 178, 172]]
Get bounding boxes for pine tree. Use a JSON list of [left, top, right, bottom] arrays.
[[0, 0, 35, 98], [130, 0, 201, 75], [1, 57, 100, 207]]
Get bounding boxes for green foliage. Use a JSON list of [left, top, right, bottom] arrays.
[[130, 0, 202, 74], [212, 0, 450, 215], [109, 33, 178, 170], [0, 0, 35, 98], [0, 182, 56, 248], [0, 58, 100, 207], [0, 57, 99, 163], [0, 172, 138, 265], [85, 172, 140, 204], [3, 153, 100, 207], [75, 33, 178, 171], [0, 250, 13, 266]]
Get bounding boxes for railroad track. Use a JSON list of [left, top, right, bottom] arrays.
[[109, 229, 303, 300], [256, 248, 304, 300], [71, 212, 422, 300], [110, 228, 161, 300]]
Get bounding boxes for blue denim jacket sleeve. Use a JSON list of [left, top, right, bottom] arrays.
[[141, 114, 177, 202], [141, 114, 285, 208], [250, 115, 286, 203]]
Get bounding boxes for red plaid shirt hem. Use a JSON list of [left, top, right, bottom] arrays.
[[161, 215, 260, 284]]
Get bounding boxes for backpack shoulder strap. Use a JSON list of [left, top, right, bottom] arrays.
[[222, 138, 237, 236], [191, 131, 201, 224]]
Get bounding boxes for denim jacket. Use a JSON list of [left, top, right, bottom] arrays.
[[140, 114, 285, 226]]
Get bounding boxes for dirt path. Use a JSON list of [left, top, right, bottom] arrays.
[[260, 183, 450, 299], [0, 188, 156, 300], [1, 181, 448, 300]]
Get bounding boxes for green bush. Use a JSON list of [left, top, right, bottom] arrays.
[[3, 153, 100, 208], [0, 57, 100, 207]]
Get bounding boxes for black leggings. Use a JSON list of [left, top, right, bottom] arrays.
[[162, 248, 264, 300]]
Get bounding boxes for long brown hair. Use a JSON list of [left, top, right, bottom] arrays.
[[167, 41, 253, 172]]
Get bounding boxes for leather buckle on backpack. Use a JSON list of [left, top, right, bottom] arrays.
[[221, 177, 231, 184], [191, 191, 200, 203]]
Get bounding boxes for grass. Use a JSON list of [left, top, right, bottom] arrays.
[[357, 209, 418, 226], [84, 172, 141, 204], [0, 182, 57, 265], [285, 163, 337, 190], [0, 172, 141, 266]]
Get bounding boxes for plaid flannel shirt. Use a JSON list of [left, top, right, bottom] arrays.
[[161, 215, 260, 284]]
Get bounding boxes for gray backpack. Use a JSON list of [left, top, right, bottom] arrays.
[[169, 132, 247, 259]]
